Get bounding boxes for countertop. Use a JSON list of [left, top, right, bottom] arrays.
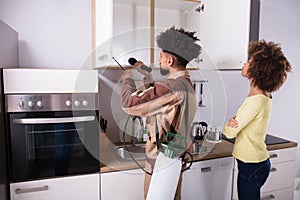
[[100, 136, 297, 174]]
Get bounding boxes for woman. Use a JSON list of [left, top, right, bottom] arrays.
[[223, 40, 292, 200]]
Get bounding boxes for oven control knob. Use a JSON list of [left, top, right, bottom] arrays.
[[65, 100, 72, 107], [74, 100, 80, 107], [28, 101, 34, 108], [36, 100, 43, 108], [18, 101, 25, 108], [82, 100, 88, 106]]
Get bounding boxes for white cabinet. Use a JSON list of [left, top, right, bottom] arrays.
[[197, 0, 252, 69], [94, 0, 201, 68], [232, 147, 297, 200], [182, 156, 234, 200], [10, 174, 100, 200], [96, 0, 259, 69], [101, 168, 144, 200]]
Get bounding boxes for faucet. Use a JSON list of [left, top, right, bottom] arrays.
[[131, 116, 144, 146]]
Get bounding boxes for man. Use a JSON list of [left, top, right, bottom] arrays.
[[121, 26, 201, 199]]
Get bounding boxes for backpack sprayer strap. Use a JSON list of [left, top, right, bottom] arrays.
[[155, 80, 193, 172], [155, 78, 193, 172]]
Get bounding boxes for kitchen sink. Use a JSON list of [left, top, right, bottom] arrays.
[[115, 143, 146, 162]]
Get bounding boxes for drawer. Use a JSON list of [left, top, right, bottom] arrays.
[[268, 147, 297, 164], [261, 187, 294, 200], [262, 160, 296, 192], [232, 160, 296, 199], [10, 174, 99, 200], [233, 147, 297, 170], [233, 187, 294, 200]]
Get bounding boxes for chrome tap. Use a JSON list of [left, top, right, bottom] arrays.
[[131, 116, 144, 146]]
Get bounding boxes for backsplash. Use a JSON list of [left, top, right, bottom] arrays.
[[99, 69, 248, 143]]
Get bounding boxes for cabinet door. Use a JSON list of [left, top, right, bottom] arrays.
[[10, 174, 100, 200], [199, 0, 251, 69], [182, 157, 234, 200], [101, 169, 144, 200]]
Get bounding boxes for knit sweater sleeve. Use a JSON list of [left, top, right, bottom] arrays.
[[223, 98, 259, 138]]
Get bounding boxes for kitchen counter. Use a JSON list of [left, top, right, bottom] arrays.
[[100, 135, 297, 173], [100, 139, 233, 173]]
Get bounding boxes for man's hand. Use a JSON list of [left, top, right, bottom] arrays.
[[136, 61, 151, 77]]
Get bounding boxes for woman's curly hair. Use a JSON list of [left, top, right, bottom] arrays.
[[156, 26, 201, 67], [247, 40, 292, 93]]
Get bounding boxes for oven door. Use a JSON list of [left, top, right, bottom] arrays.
[[8, 110, 99, 182]]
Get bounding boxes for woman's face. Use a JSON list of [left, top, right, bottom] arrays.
[[241, 60, 250, 78]]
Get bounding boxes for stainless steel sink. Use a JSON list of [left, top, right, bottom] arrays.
[[115, 143, 146, 161]]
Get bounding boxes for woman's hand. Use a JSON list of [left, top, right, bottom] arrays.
[[228, 116, 238, 128]]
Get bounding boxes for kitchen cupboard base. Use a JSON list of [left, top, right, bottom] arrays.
[[10, 173, 99, 200]]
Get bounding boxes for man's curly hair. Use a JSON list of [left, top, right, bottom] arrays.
[[247, 40, 292, 93], [156, 26, 201, 67]]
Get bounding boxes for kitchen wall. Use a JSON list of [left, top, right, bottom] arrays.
[[0, 0, 92, 68], [98, 68, 249, 143], [0, 20, 19, 68], [259, 0, 300, 176]]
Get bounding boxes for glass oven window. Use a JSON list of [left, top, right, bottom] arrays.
[[8, 111, 99, 182], [26, 123, 85, 160]]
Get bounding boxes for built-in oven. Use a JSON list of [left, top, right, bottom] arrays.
[[6, 93, 100, 182]]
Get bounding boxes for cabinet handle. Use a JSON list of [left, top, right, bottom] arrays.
[[201, 167, 212, 173], [270, 167, 277, 172], [15, 185, 49, 194], [269, 154, 278, 159], [261, 194, 275, 200]]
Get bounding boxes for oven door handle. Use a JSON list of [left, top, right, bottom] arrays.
[[13, 116, 96, 124]]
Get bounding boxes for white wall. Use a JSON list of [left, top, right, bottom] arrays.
[[259, 0, 300, 176], [0, 0, 92, 68], [189, 70, 249, 127], [0, 20, 19, 67]]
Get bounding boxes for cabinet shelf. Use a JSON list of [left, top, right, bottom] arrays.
[[115, 0, 200, 11]]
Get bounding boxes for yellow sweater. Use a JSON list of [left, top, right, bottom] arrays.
[[223, 94, 272, 163]]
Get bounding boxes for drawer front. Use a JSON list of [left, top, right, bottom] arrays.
[[233, 187, 294, 200], [262, 161, 296, 192], [268, 147, 297, 164], [10, 174, 99, 200], [233, 147, 297, 170], [261, 187, 294, 200], [232, 160, 296, 199]]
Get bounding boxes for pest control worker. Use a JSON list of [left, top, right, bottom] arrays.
[[121, 26, 201, 200]]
